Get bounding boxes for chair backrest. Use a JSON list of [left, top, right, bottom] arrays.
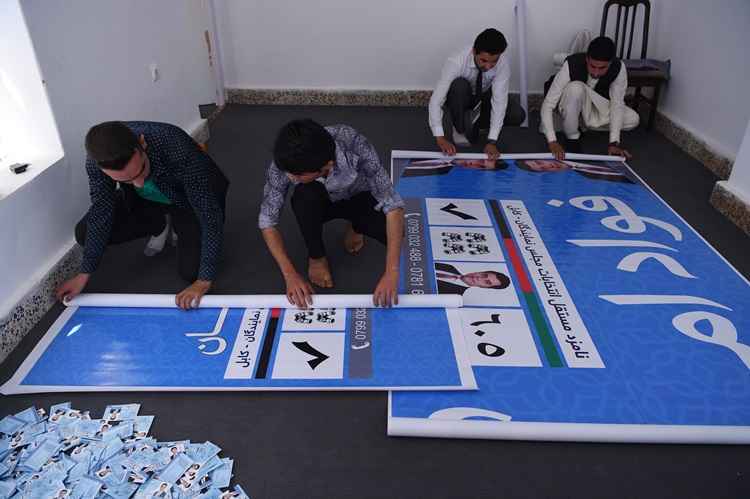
[[600, 0, 651, 60]]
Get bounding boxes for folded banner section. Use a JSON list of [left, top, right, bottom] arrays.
[[2, 295, 474, 394]]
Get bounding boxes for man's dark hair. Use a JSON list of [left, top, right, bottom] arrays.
[[587, 36, 616, 62], [473, 28, 507, 55], [273, 119, 335, 174], [486, 271, 510, 289], [85, 121, 140, 171]]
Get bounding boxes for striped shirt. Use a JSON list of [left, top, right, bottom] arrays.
[[258, 125, 404, 229]]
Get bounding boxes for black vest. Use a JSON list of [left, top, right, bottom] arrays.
[[566, 52, 622, 100]]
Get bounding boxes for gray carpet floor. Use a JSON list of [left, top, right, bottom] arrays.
[[1, 105, 748, 499]]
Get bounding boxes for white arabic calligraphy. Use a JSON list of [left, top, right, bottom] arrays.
[[429, 407, 512, 422], [673, 311, 750, 369], [564, 195, 745, 370], [616, 252, 697, 279], [569, 196, 683, 241], [185, 308, 228, 356]]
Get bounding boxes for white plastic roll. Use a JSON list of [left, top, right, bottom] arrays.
[[65, 293, 463, 309], [391, 151, 625, 162]]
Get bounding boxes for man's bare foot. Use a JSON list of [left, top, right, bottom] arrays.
[[344, 225, 365, 254], [308, 257, 334, 288]]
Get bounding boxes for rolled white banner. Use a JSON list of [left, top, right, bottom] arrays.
[[65, 293, 463, 309], [391, 150, 626, 162]]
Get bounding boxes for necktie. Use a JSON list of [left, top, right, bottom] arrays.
[[475, 67, 483, 102], [436, 272, 459, 280]]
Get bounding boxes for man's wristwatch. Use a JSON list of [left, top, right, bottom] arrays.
[[608, 141, 620, 147], [487, 139, 497, 145]]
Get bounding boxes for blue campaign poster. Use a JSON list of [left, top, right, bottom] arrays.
[[2, 303, 475, 393], [388, 151, 750, 443]]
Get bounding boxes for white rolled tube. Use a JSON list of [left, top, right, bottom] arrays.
[[65, 293, 463, 309], [391, 150, 626, 162]]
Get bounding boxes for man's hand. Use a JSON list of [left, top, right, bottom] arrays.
[[284, 272, 314, 308], [548, 141, 565, 161], [436, 136, 457, 156], [373, 269, 399, 308], [175, 280, 212, 310], [608, 144, 632, 159], [55, 273, 90, 303], [484, 142, 500, 161]]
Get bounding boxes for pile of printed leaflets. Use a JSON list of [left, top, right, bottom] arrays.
[[0, 403, 250, 498]]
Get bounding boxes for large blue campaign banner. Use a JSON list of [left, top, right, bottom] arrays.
[[388, 151, 750, 443], [2, 303, 475, 393]]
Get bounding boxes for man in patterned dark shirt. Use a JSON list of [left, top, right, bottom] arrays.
[[259, 119, 404, 307], [55, 121, 229, 309]]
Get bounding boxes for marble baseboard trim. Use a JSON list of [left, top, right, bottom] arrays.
[[227, 88, 433, 107], [653, 109, 733, 180], [227, 88, 544, 110], [710, 181, 750, 236], [0, 244, 82, 365]]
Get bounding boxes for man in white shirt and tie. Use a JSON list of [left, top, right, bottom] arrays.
[[428, 28, 526, 161], [541, 36, 639, 160]]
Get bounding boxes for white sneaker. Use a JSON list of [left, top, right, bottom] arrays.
[[453, 127, 470, 146], [144, 215, 171, 256]]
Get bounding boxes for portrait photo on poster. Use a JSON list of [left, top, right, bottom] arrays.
[[514, 158, 634, 183], [401, 158, 509, 178], [433, 261, 519, 307]]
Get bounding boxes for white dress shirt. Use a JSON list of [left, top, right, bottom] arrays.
[[541, 60, 628, 144], [429, 47, 511, 141]]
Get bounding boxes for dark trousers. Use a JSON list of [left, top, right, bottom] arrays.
[[445, 77, 526, 143], [75, 188, 227, 282], [291, 181, 387, 259]]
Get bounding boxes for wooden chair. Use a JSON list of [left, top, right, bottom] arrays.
[[600, 0, 669, 129]]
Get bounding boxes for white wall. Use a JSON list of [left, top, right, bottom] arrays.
[[0, 0, 219, 317], [0, 0, 63, 197], [651, 0, 750, 159], [216, 0, 604, 92], [727, 119, 750, 200]]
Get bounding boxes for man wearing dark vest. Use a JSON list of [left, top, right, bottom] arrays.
[[55, 121, 229, 309], [541, 36, 639, 160]]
